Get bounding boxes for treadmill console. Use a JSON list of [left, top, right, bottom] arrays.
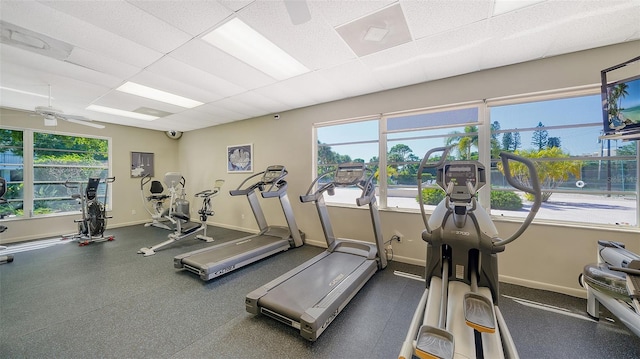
[[262, 165, 286, 184], [334, 163, 366, 186]]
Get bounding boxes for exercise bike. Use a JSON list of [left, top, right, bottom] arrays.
[[62, 177, 116, 246], [0, 177, 14, 264], [579, 240, 640, 337], [399, 147, 541, 359], [140, 173, 172, 230], [138, 176, 223, 256]]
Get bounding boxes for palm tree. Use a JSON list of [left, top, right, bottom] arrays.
[[446, 125, 478, 160]]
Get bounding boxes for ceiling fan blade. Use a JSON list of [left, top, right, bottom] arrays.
[[63, 114, 88, 120], [64, 118, 105, 129], [284, 0, 311, 25]]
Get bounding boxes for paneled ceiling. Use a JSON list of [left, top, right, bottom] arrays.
[[1, 0, 639, 132]]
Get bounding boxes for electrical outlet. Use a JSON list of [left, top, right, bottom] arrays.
[[393, 230, 403, 242], [131, 209, 136, 215], [241, 213, 245, 220]]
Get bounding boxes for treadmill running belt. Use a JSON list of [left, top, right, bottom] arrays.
[[258, 252, 371, 320]]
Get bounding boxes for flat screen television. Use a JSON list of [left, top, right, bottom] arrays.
[[601, 56, 640, 141]]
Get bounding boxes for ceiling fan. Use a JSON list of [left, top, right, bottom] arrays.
[[34, 85, 105, 129]]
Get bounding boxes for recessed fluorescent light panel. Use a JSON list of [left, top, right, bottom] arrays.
[[86, 105, 159, 121], [202, 18, 309, 81], [116, 82, 203, 108]]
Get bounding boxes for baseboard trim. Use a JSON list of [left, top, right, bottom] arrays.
[[499, 275, 587, 299]]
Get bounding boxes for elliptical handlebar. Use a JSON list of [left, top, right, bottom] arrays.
[[417, 146, 452, 235], [492, 151, 541, 249]]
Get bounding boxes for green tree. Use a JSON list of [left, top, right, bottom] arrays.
[[531, 122, 548, 150], [502, 132, 513, 151], [446, 125, 478, 160], [497, 147, 581, 202], [490, 121, 502, 158], [618, 143, 637, 155], [547, 137, 561, 148]]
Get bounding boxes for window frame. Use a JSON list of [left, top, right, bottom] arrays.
[[313, 86, 640, 228], [0, 126, 113, 219]]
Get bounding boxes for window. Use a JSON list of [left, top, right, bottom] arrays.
[[0, 128, 112, 218], [0, 129, 24, 218], [316, 118, 379, 205], [489, 94, 638, 226], [384, 106, 481, 210], [314, 89, 639, 228]]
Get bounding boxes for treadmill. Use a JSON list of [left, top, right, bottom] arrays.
[[174, 165, 305, 281], [245, 162, 387, 341]]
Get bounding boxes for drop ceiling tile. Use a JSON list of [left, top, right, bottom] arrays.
[[402, 0, 491, 40], [198, 102, 251, 122], [359, 41, 426, 90], [40, 0, 191, 53], [131, 65, 224, 104], [227, 91, 288, 115], [0, 45, 123, 95], [128, 1, 232, 36], [237, 1, 356, 71], [413, 21, 489, 81], [0, 1, 163, 68], [170, 40, 276, 90], [151, 56, 246, 99], [65, 47, 141, 79], [316, 60, 385, 98], [543, 2, 640, 57], [312, 0, 396, 27]]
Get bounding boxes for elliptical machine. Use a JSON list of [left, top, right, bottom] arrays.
[[0, 177, 14, 264], [138, 175, 223, 256], [399, 147, 541, 359], [62, 177, 116, 246], [140, 173, 172, 230], [579, 241, 640, 337]]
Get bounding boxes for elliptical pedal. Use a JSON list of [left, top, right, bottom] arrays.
[[463, 293, 496, 333]]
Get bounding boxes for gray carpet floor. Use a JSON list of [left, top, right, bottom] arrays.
[[1, 224, 639, 358]]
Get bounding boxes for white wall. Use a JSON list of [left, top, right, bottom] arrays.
[[1, 40, 639, 298]]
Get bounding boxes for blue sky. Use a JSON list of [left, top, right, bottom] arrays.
[[317, 93, 627, 162]]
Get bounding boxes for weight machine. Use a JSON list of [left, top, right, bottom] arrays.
[[62, 177, 116, 246]]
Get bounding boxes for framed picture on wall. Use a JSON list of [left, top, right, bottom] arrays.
[[131, 152, 154, 177], [227, 144, 253, 173]]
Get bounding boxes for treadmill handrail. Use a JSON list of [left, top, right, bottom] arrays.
[[300, 172, 334, 203], [229, 170, 266, 196]]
